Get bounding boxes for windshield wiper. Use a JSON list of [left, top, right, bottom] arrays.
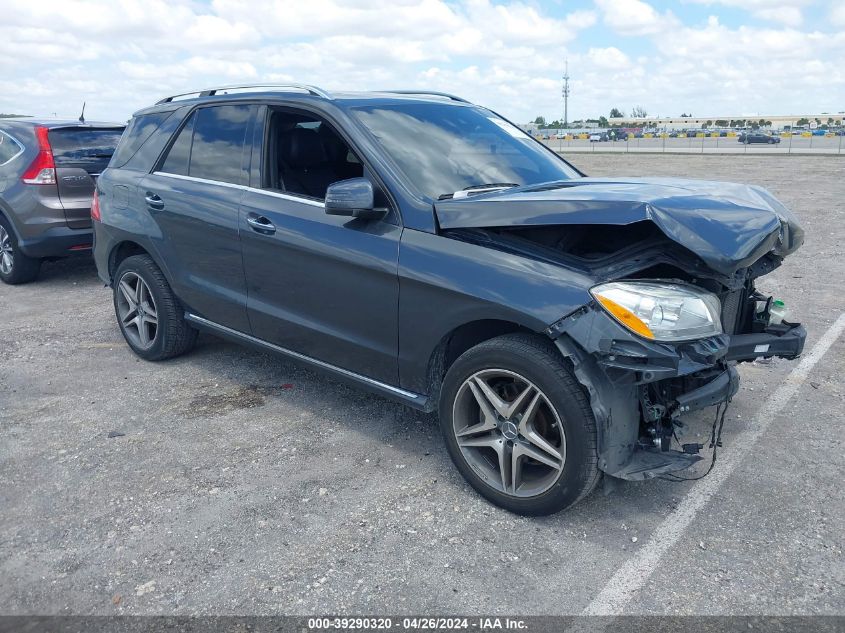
[[438, 183, 520, 200]]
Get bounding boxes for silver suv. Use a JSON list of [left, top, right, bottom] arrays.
[[0, 119, 124, 284]]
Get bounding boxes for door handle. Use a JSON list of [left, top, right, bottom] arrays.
[[247, 215, 276, 234], [145, 192, 165, 210]]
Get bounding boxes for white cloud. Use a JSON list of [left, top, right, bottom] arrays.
[[0, 0, 842, 124], [587, 47, 632, 69], [831, 1, 845, 27], [594, 0, 678, 36], [686, 0, 813, 25]]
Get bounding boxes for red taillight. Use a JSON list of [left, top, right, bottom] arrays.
[[21, 126, 56, 185], [91, 189, 101, 222]]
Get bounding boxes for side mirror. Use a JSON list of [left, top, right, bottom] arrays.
[[325, 178, 386, 220]]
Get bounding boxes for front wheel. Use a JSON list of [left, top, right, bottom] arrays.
[[438, 334, 600, 516]]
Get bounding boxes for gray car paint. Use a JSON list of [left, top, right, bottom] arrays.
[[92, 90, 806, 482], [0, 120, 124, 258], [239, 188, 403, 386]]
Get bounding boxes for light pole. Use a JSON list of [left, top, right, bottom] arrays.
[[562, 60, 570, 129]]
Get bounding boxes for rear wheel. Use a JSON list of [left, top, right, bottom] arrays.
[[0, 218, 41, 285], [113, 254, 197, 361], [439, 333, 599, 516]]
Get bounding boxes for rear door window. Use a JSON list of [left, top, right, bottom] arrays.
[[49, 127, 125, 174], [188, 105, 251, 185], [158, 105, 251, 185], [160, 111, 196, 176]]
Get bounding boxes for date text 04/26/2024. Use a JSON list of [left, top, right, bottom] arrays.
[[307, 617, 528, 630]]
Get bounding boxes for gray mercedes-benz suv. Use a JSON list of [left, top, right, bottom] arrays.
[[0, 119, 124, 284], [93, 85, 805, 515]]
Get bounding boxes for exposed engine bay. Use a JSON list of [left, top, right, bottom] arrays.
[[437, 200, 806, 482]]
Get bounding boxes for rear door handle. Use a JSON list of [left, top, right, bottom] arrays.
[[145, 192, 165, 210], [247, 215, 276, 234]]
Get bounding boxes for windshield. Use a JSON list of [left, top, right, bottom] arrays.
[[351, 103, 580, 200]]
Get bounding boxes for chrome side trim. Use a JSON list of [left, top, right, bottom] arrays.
[[0, 131, 25, 167], [150, 172, 325, 208], [151, 171, 245, 191], [185, 313, 424, 401], [248, 187, 324, 208]]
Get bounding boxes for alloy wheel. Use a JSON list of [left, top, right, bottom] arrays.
[[452, 369, 566, 497], [0, 225, 13, 275], [116, 271, 158, 349]]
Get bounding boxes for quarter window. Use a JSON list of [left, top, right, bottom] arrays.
[[111, 110, 173, 168], [0, 131, 22, 165]]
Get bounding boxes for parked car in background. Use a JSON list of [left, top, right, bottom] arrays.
[[554, 133, 566, 139], [738, 132, 780, 144], [93, 84, 805, 516], [0, 119, 125, 284], [588, 132, 608, 142]]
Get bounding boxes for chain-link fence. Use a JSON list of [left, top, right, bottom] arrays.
[[542, 132, 844, 154]]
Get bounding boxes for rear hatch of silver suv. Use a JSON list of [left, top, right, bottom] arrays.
[[50, 126, 124, 228]]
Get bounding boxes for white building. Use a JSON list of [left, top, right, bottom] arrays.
[[608, 114, 843, 130]]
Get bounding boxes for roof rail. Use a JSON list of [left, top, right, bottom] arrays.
[[156, 83, 331, 105], [381, 90, 470, 104]]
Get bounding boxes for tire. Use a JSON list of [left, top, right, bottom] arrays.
[[438, 333, 599, 516], [113, 254, 197, 361], [0, 217, 41, 285]]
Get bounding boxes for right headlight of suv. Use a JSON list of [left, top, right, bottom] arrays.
[[590, 281, 722, 342]]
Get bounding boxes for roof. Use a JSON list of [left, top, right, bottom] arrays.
[[152, 84, 471, 107]]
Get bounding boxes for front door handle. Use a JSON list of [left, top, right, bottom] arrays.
[[145, 192, 165, 210], [247, 215, 276, 234]]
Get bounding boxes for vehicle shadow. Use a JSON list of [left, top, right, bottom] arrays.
[[36, 255, 99, 284], [182, 330, 688, 527]]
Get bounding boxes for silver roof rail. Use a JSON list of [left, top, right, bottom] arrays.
[[156, 83, 331, 105], [381, 90, 470, 104]]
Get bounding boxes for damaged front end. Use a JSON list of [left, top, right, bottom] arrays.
[[435, 177, 806, 481], [547, 293, 804, 481]]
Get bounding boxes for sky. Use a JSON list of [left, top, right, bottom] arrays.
[[1, 0, 844, 124]]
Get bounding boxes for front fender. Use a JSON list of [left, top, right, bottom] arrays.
[[397, 227, 593, 393]]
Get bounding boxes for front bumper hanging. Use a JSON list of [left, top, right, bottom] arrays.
[[551, 304, 806, 482], [726, 320, 806, 362]]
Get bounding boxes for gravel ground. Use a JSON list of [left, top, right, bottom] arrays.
[[1, 154, 843, 616]]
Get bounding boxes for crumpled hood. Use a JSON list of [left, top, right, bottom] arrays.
[[435, 177, 804, 275]]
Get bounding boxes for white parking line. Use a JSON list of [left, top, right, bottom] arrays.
[[584, 312, 845, 616]]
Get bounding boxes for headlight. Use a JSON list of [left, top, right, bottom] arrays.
[[590, 281, 722, 341]]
